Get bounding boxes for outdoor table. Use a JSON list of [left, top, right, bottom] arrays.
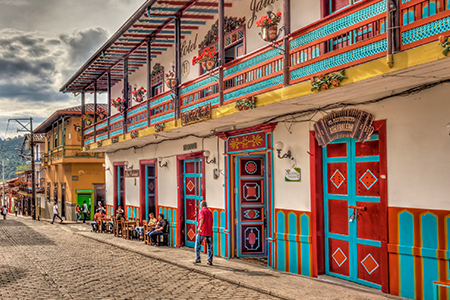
[[144, 223, 156, 244], [114, 219, 124, 237], [123, 220, 137, 240], [98, 217, 111, 233]]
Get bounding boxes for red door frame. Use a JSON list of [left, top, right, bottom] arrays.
[[176, 151, 206, 248], [310, 120, 389, 293], [139, 159, 158, 224], [113, 162, 125, 216]]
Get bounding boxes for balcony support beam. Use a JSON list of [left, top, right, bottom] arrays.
[[123, 57, 129, 134], [283, 0, 291, 87], [147, 40, 152, 128], [81, 91, 85, 146], [107, 71, 112, 117], [175, 17, 181, 120], [94, 80, 97, 126], [218, 0, 225, 106]]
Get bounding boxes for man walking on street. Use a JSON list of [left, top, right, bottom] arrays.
[[193, 201, 213, 266], [51, 201, 63, 224], [82, 201, 89, 224]]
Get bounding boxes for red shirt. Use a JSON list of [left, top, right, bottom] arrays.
[[198, 207, 213, 237]]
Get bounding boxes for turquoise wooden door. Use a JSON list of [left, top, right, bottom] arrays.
[[117, 165, 125, 209], [144, 164, 156, 218], [323, 134, 383, 289], [183, 158, 203, 248], [236, 155, 267, 257]]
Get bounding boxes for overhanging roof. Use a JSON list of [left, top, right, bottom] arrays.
[[60, 0, 233, 94]]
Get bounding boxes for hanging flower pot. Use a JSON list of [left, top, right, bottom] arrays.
[[132, 87, 146, 103], [166, 78, 177, 89], [82, 114, 92, 126], [204, 59, 216, 72], [268, 25, 278, 41], [73, 123, 81, 132], [192, 47, 218, 72], [256, 12, 282, 42], [118, 104, 125, 113], [96, 107, 107, 121]]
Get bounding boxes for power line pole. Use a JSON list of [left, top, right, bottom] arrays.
[[2, 158, 5, 207]]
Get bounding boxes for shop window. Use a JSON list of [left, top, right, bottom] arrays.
[[54, 182, 58, 201], [151, 64, 164, 97], [46, 182, 50, 200]]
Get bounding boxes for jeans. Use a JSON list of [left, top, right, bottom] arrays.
[[76, 212, 81, 221], [82, 212, 88, 223], [90, 221, 98, 231], [108, 221, 114, 232], [136, 226, 144, 237], [52, 214, 63, 223], [195, 235, 213, 262], [147, 230, 163, 244]]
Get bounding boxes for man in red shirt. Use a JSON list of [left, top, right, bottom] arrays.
[[193, 201, 213, 265]]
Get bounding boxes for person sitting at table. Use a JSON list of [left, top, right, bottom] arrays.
[[147, 213, 168, 246], [90, 210, 103, 232], [136, 212, 156, 239], [112, 206, 125, 235]]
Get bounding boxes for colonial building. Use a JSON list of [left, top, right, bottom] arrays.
[[60, 1, 450, 299], [34, 104, 106, 221]]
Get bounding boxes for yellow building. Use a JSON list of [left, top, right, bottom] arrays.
[[35, 104, 106, 221]]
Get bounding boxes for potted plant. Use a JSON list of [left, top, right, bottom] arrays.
[[192, 47, 218, 72], [256, 12, 282, 42], [96, 108, 107, 120], [151, 63, 164, 77], [165, 70, 177, 89], [155, 123, 165, 132], [236, 96, 257, 111], [132, 87, 146, 103], [73, 123, 81, 132], [111, 97, 126, 113], [82, 114, 92, 126]]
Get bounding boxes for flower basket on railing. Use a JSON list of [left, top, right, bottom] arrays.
[[73, 123, 81, 132], [311, 70, 347, 92], [165, 70, 177, 89], [155, 123, 165, 132], [85, 145, 90, 150], [97, 141, 102, 148], [96, 108, 107, 120], [236, 96, 257, 111], [132, 87, 146, 103], [112, 137, 119, 144], [192, 47, 217, 72], [111, 97, 126, 113], [130, 131, 138, 139], [256, 12, 282, 42], [82, 114, 92, 126]]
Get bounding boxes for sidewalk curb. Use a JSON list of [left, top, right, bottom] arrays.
[[74, 231, 291, 300]]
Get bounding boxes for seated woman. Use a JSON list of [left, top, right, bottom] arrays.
[[109, 206, 124, 235], [136, 212, 157, 239], [147, 213, 168, 246]]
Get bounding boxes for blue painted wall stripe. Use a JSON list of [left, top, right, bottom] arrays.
[[288, 213, 298, 274], [421, 213, 439, 300], [277, 211, 286, 271], [399, 211, 415, 299], [301, 214, 311, 276]]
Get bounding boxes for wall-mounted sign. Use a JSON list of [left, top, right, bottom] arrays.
[[313, 109, 374, 147], [181, 103, 211, 126], [248, 0, 280, 28], [181, 34, 198, 57], [285, 168, 301, 182], [125, 169, 139, 178], [72, 176, 79, 181], [183, 143, 198, 151], [182, 60, 190, 78]]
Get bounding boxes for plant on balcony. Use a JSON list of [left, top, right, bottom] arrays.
[[236, 96, 257, 111], [439, 35, 450, 56], [165, 70, 177, 89], [152, 63, 164, 77], [192, 47, 218, 72], [199, 16, 246, 50], [85, 145, 90, 150], [111, 97, 126, 113], [155, 123, 165, 132], [256, 12, 282, 42], [73, 123, 81, 132], [130, 131, 139, 139], [132, 87, 146, 103], [112, 137, 119, 143], [97, 141, 102, 147], [82, 114, 93, 126], [311, 70, 347, 92], [96, 108, 107, 120]]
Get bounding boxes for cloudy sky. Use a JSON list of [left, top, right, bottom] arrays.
[[0, 0, 145, 137]]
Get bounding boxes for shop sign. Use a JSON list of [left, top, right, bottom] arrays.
[[313, 109, 374, 147], [183, 143, 197, 151], [227, 132, 266, 153], [285, 168, 301, 182], [125, 169, 139, 178], [72, 176, 79, 181], [181, 103, 211, 126]]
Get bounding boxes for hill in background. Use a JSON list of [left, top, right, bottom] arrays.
[[0, 135, 29, 180]]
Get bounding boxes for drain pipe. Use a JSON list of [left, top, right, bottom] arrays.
[[387, 0, 397, 68]]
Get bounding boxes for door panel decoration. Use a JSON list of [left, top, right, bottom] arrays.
[[323, 134, 383, 290], [183, 158, 203, 248]]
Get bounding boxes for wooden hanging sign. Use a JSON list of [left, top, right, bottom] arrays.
[[313, 109, 374, 147], [181, 103, 211, 126], [125, 169, 139, 178]]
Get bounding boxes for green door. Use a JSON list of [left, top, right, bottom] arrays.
[[77, 193, 93, 220]]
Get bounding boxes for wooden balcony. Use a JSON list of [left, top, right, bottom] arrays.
[[83, 0, 450, 148]]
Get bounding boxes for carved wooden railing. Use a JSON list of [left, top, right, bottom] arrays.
[[127, 100, 148, 132], [149, 90, 175, 126], [179, 72, 219, 114]]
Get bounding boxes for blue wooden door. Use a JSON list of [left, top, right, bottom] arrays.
[[144, 164, 156, 218], [323, 134, 383, 289], [183, 158, 203, 248], [117, 165, 125, 209], [236, 155, 267, 257]]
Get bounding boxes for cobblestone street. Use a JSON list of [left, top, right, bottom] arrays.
[[0, 217, 277, 300]]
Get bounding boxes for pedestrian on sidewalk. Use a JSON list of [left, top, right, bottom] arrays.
[[2, 205, 7, 219], [14, 200, 18, 216], [51, 201, 63, 224], [193, 201, 213, 266], [82, 201, 89, 224], [75, 205, 81, 222]]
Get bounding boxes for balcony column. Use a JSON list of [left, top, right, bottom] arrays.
[[94, 80, 97, 137], [218, 0, 225, 106], [174, 17, 181, 120], [123, 57, 129, 133], [283, 0, 291, 86], [107, 71, 112, 117], [147, 40, 152, 128], [62, 116, 65, 157], [81, 91, 85, 146]]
